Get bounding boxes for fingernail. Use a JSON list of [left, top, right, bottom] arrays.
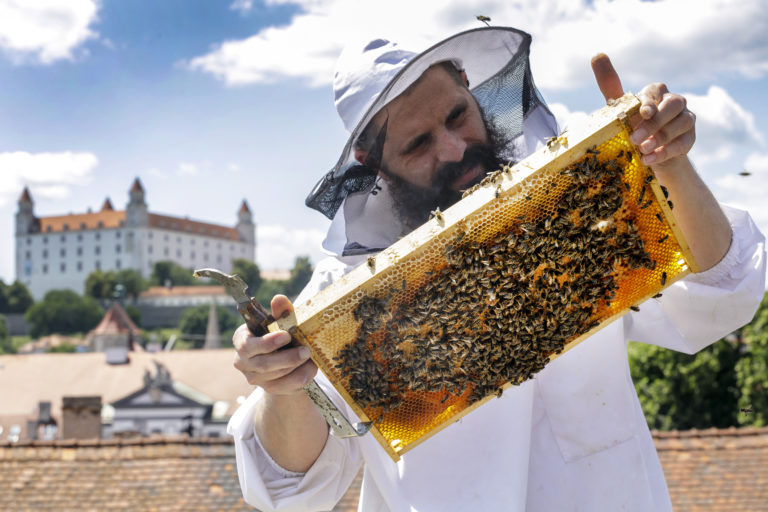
[[276, 332, 292, 346], [630, 128, 647, 144], [299, 346, 311, 359], [640, 138, 656, 153]]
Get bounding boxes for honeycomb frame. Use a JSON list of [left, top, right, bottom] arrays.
[[273, 93, 699, 461]]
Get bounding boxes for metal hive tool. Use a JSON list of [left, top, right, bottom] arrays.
[[272, 93, 699, 461]]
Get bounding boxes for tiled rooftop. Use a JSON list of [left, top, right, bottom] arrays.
[[1, 426, 765, 510]]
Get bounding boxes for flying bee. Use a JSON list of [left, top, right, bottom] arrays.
[[740, 405, 753, 414], [367, 256, 376, 271], [430, 208, 445, 224]]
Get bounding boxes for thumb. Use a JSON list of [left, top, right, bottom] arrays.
[[591, 53, 624, 102], [270, 294, 294, 319]]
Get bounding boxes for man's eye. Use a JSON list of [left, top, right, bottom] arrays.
[[447, 106, 465, 125]]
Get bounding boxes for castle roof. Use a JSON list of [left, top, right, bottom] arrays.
[[147, 213, 239, 240], [101, 197, 114, 211], [130, 177, 144, 193], [239, 200, 251, 214], [86, 301, 142, 339], [18, 186, 33, 203], [39, 209, 126, 232]]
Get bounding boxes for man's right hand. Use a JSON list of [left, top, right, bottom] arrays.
[[232, 294, 318, 395]]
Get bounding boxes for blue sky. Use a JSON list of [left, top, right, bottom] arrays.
[[1, 0, 767, 285]]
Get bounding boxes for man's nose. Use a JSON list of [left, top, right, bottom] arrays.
[[435, 129, 466, 163]]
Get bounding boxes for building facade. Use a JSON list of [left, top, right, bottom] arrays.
[[14, 178, 255, 299]]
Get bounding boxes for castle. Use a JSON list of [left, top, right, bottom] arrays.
[[14, 178, 255, 299]]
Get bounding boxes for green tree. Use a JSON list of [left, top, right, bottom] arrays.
[[735, 293, 768, 427], [0, 281, 8, 312], [48, 342, 77, 353], [4, 281, 34, 313], [628, 338, 741, 430], [178, 304, 239, 349], [285, 256, 314, 299], [125, 304, 142, 327], [24, 290, 104, 338], [254, 278, 288, 310], [231, 258, 262, 297], [116, 269, 147, 299], [85, 270, 116, 300], [0, 314, 12, 354], [150, 260, 200, 287]]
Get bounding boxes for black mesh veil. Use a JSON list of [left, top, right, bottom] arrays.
[[306, 27, 553, 220]]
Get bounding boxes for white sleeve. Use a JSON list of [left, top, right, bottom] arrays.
[[227, 378, 364, 512], [623, 204, 766, 354]]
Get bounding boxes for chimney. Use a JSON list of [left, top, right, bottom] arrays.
[[62, 396, 102, 440]]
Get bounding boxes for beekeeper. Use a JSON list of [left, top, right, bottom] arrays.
[[227, 27, 766, 511]]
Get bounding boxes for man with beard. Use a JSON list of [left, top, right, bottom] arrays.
[[227, 28, 765, 511]]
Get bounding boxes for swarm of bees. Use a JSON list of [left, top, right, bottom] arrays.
[[334, 149, 659, 415]]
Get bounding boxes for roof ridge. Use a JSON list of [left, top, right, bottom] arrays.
[[651, 426, 768, 439], [0, 435, 234, 449]]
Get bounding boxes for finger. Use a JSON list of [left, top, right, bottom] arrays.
[[235, 344, 312, 375], [636, 108, 695, 156], [258, 360, 319, 395], [634, 82, 669, 123], [631, 91, 685, 145], [591, 53, 624, 102], [641, 130, 696, 166], [234, 326, 293, 357], [271, 294, 294, 319]]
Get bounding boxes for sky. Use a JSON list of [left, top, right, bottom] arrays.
[[1, 0, 767, 285]]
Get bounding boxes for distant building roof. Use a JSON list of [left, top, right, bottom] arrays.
[[147, 212, 239, 240], [0, 350, 252, 440], [101, 197, 114, 211], [87, 301, 142, 338], [139, 285, 227, 298], [130, 177, 144, 193], [18, 186, 33, 203], [239, 200, 251, 214], [39, 209, 126, 233]]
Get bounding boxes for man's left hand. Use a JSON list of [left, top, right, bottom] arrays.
[[591, 53, 696, 169]]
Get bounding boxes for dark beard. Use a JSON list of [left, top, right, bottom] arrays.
[[383, 116, 511, 232]]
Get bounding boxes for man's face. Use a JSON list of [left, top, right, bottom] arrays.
[[356, 64, 505, 229], [367, 64, 490, 190]]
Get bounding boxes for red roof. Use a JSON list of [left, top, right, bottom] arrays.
[[18, 186, 33, 203], [147, 212, 240, 240], [39, 209, 126, 233], [101, 197, 114, 211], [239, 200, 251, 214], [130, 177, 144, 193], [140, 285, 227, 298], [87, 301, 142, 337]]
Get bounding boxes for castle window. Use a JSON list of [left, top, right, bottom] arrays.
[[163, 247, 169, 256], [62, 224, 69, 231], [148, 232, 153, 239], [116, 259, 121, 269], [97, 221, 104, 228], [116, 244, 121, 254], [77, 247, 82, 256], [42, 264, 48, 274], [60, 262, 66, 273], [77, 261, 82, 272], [27, 238, 31, 245], [46, 225, 52, 232], [42, 249, 48, 259], [119, 220, 124, 227], [95, 232, 101, 240], [148, 245, 153, 254], [77, 233, 83, 241], [43, 236, 48, 244], [95, 260, 101, 270], [176, 249, 181, 257], [95, 246, 101, 255], [204, 240, 209, 247], [191, 251, 196, 259], [204, 253, 209, 261], [191, 238, 195, 245], [217, 255, 222, 263], [80, 222, 86, 229], [60, 248, 66, 258], [25, 251, 30, 259], [116, 231, 122, 239]]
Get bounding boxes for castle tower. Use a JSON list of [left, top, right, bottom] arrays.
[[236, 199, 256, 246], [15, 187, 36, 236], [125, 178, 148, 228]]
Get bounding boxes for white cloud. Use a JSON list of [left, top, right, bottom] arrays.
[[0, 150, 98, 206], [714, 152, 768, 228], [256, 224, 326, 270], [185, 0, 768, 91], [687, 85, 764, 166], [0, 0, 100, 64], [547, 103, 589, 133], [228, 163, 241, 173], [230, 0, 254, 14], [176, 162, 199, 176]]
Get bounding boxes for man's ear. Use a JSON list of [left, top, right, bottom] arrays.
[[460, 69, 469, 88], [354, 149, 368, 165]]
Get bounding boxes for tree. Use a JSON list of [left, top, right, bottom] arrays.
[[125, 304, 142, 327], [150, 260, 199, 287], [1, 280, 34, 313], [0, 315, 12, 354], [231, 258, 262, 297], [178, 304, 239, 349], [628, 339, 741, 430], [24, 290, 104, 338], [735, 293, 768, 427], [86, 269, 147, 300], [285, 256, 314, 299]]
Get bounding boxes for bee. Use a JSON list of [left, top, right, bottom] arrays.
[[739, 170, 751, 177], [640, 199, 652, 209], [630, 305, 640, 312], [652, 293, 663, 299], [644, 175, 653, 185], [667, 200, 674, 210], [586, 147, 600, 155], [430, 208, 445, 224], [656, 213, 664, 223], [658, 234, 669, 244], [617, 150, 624, 159], [660, 185, 669, 199], [740, 405, 753, 414], [546, 136, 558, 150], [495, 186, 502, 198], [661, 271, 667, 286], [623, 182, 630, 191], [367, 256, 376, 271], [637, 185, 647, 205]]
